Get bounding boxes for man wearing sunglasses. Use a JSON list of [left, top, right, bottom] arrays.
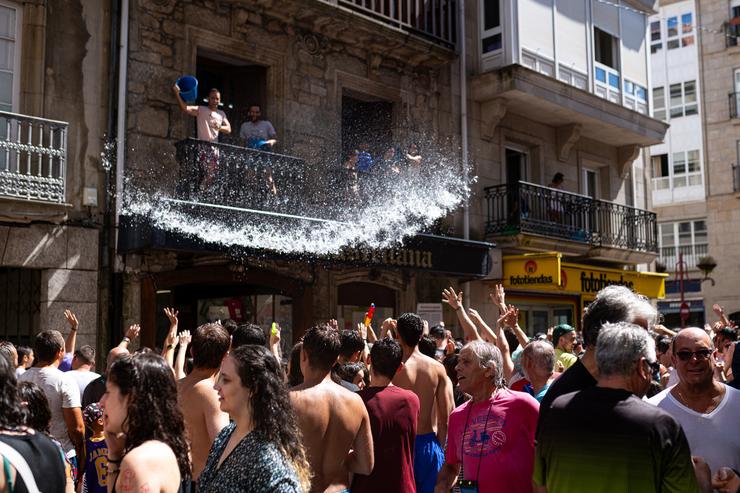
[[648, 327, 740, 479]]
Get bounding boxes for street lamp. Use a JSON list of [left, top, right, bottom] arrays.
[[696, 255, 717, 286]]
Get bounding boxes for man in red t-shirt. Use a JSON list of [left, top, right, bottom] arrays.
[[351, 338, 420, 493]]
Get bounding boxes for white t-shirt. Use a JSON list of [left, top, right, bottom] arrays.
[[196, 106, 228, 142], [648, 384, 740, 475], [67, 369, 101, 399], [19, 367, 81, 455], [15, 367, 25, 378]]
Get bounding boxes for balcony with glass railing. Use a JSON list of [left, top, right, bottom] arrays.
[[0, 111, 68, 204], [484, 181, 658, 263], [658, 243, 708, 272]]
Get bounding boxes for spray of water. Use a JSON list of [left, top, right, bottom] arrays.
[[123, 139, 472, 256]]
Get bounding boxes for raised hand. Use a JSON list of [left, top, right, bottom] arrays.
[[489, 284, 507, 314], [327, 319, 339, 331], [442, 287, 463, 311], [164, 307, 179, 328], [64, 309, 79, 330], [380, 318, 397, 339], [270, 323, 281, 347], [357, 323, 368, 341], [178, 330, 191, 347], [125, 324, 140, 341], [468, 308, 484, 325]]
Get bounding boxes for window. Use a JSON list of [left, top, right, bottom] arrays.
[[0, 2, 19, 112], [650, 20, 661, 53], [594, 27, 618, 70], [653, 87, 666, 120], [666, 16, 679, 49], [681, 13, 694, 46], [659, 220, 708, 270], [481, 0, 502, 55], [668, 81, 698, 118], [671, 149, 702, 188], [652, 154, 669, 177]]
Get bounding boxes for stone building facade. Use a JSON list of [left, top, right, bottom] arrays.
[[0, 0, 110, 354]]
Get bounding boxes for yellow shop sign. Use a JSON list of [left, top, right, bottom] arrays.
[[502, 253, 667, 299]]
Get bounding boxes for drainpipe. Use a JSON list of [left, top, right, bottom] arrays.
[[115, 0, 129, 226], [459, 0, 469, 242]]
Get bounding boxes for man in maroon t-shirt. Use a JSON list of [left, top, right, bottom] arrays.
[[351, 338, 420, 493]]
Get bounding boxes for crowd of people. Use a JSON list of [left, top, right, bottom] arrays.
[[0, 283, 738, 492]]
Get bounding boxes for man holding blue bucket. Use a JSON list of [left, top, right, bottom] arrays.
[[173, 80, 231, 187]]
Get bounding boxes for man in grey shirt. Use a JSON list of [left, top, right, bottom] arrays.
[[239, 104, 277, 150]]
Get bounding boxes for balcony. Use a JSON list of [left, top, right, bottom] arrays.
[[0, 111, 67, 205], [730, 93, 740, 119], [471, 65, 668, 150], [322, 0, 456, 49], [485, 181, 658, 264], [658, 243, 707, 272], [726, 18, 740, 48]]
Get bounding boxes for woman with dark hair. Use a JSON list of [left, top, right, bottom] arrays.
[[17, 381, 53, 435], [101, 351, 190, 492], [199, 344, 311, 492], [0, 352, 69, 492]]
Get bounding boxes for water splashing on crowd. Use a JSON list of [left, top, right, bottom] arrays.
[[122, 135, 472, 256]]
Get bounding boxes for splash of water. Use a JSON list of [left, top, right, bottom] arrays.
[[123, 142, 472, 256]]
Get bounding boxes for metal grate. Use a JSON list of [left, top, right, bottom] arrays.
[[0, 268, 41, 346]]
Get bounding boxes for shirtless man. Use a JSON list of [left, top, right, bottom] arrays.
[[391, 313, 454, 493], [177, 323, 230, 479], [290, 324, 374, 493]]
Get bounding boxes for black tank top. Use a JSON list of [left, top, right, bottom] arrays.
[[0, 431, 66, 493]]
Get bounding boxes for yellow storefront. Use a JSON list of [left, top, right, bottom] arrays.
[[491, 253, 667, 335]]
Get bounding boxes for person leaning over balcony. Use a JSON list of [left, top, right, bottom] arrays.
[[173, 85, 231, 188]]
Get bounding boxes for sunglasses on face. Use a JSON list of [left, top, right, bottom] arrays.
[[675, 349, 712, 362]]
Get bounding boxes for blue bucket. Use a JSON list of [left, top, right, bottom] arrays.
[[176, 75, 198, 103]]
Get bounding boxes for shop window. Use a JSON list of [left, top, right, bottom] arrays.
[[0, 268, 40, 346], [480, 0, 502, 55]]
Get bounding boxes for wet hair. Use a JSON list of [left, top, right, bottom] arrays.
[[465, 340, 505, 389], [287, 342, 304, 387], [396, 313, 424, 347], [596, 322, 655, 378], [429, 325, 446, 341], [230, 345, 311, 490], [339, 330, 365, 360], [582, 286, 657, 348], [17, 381, 51, 434], [418, 336, 437, 359], [0, 341, 17, 366], [108, 352, 191, 479], [717, 327, 738, 342], [34, 330, 65, 363], [221, 318, 238, 336], [655, 335, 671, 354], [231, 324, 267, 349], [302, 325, 341, 373], [335, 362, 365, 384], [369, 338, 403, 380], [208, 88, 220, 96], [0, 354, 24, 430], [191, 323, 230, 369], [74, 345, 96, 366]]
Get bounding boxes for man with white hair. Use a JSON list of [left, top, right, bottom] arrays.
[[534, 323, 707, 493], [537, 285, 657, 433], [521, 341, 557, 402], [649, 327, 740, 478], [435, 341, 539, 493]]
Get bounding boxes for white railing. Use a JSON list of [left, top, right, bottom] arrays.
[[651, 172, 702, 190], [659, 243, 708, 271], [521, 48, 556, 78], [558, 64, 588, 91], [0, 111, 67, 204]]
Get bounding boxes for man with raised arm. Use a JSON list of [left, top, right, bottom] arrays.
[[392, 313, 454, 493], [177, 322, 231, 480], [290, 324, 374, 493]]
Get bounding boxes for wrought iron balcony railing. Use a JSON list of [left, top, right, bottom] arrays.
[[319, 0, 457, 48], [731, 93, 740, 119], [484, 181, 658, 253], [0, 111, 68, 204]]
